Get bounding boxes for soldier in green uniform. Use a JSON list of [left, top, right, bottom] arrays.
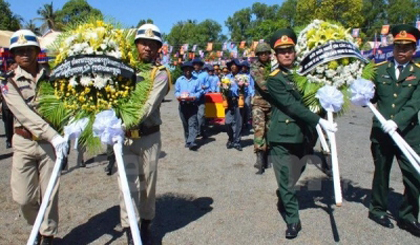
[[266, 28, 337, 239], [250, 42, 273, 174], [368, 24, 420, 237]]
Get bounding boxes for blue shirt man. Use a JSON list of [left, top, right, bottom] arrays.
[[192, 58, 210, 96], [174, 76, 202, 101], [175, 61, 202, 150]]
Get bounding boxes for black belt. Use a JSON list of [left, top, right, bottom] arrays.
[[125, 125, 160, 139]]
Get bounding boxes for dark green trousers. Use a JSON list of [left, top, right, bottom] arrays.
[[370, 142, 420, 222], [269, 143, 306, 224]]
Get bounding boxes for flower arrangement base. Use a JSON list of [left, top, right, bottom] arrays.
[[238, 94, 245, 108]]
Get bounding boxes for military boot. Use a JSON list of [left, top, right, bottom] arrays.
[[254, 151, 265, 174], [141, 219, 153, 245], [264, 151, 272, 169], [123, 227, 134, 245]]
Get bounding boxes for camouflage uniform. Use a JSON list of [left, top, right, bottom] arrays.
[[251, 59, 271, 153]]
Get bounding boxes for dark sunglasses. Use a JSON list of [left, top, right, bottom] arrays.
[[13, 47, 37, 55]]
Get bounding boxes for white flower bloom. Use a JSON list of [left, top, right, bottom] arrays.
[[80, 76, 92, 87], [106, 50, 122, 59], [316, 65, 325, 74], [72, 43, 83, 54], [325, 69, 336, 78], [85, 47, 94, 55], [69, 76, 78, 87], [85, 32, 98, 40], [93, 73, 108, 89], [65, 35, 76, 47], [100, 43, 107, 51]]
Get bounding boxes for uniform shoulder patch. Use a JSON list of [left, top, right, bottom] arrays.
[[0, 79, 9, 95], [374, 61, 388, 67], [269, 69, 280, 77]]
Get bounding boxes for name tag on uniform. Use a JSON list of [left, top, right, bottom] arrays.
[[406, 76, 417, 81], [381, 75, 391, 79]]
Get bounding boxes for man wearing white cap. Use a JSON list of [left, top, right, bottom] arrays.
[[119, 23, 171, 245], [1, 30, 68, 244]]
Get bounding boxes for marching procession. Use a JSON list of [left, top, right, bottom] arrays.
[[2, 0, 420, 244]]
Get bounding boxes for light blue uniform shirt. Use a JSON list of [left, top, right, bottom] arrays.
[[193, 70, 210, 95], [174, 75, 202, 101], [208, 75, 220, 93], [240, 72, 255, 96], [225, 73, 240, 97]]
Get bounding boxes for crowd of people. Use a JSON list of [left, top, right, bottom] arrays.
[[174, 56, 256, 151], [1, 20, 420, 245]]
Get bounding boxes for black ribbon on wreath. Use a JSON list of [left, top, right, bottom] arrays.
[[50, 55, 136, 81]]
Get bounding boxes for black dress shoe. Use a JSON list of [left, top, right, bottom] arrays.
[[123, 227, 134, 245], [34, 232, 41, 245], [78, 161, 86, 168], [398, 219, 420, 237], [226, 141, 233, 149], [39, 236, 53, 245], [285, 221, 302, 239], [189, 142, 198, 151], [368, 212, 394, 228], [233, 144, 242, 151], [141, 219, 153, 245]]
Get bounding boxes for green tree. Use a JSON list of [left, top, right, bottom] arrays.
[[165, 19, 225, 51], [225, 8, 252, 42], [35, 2, 62, 33], [296, 0, 364, 27], [0, 0, 22, 31], [225, 2, 288, 42], [277, 0, 298, 27], [57, 0, 102, 26], [246, 19, 289, 41], [23, 20, 41, 36], [360, 0, 387, 40], [387, 0, 420, 24], [136, 18, 154, 28]]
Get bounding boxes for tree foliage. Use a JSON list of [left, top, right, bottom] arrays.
[[23, 20, 42, 36], [35, 2, 62, 33], [0, 0, 22, 31], [225, 2, 291, 42], [57, 0, 102, 26], [296, 0, 364, 27], [136, 19, 154, 28], [165, 19, 226, 50]]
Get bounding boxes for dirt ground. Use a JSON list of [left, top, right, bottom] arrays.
[[0, 91, 419, 244]]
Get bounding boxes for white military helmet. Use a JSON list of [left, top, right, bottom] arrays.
[[9, 29, 40, 50], [134, 24, 162, 46]]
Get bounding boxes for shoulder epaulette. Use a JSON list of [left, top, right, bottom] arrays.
[[158, 65, 167, 71], [374, 61, 388, 67], [269, 69, 280, 77]]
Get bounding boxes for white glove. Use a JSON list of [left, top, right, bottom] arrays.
[[382, 120, 398, 134], [318, 118, 338, 133], [51, 135, 69, 159]]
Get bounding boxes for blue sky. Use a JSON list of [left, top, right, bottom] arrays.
[[9, 0, 283, 35]]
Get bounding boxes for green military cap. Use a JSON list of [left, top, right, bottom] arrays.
[[270, 28, 297, 49], [255, 42, 271, 54], [391, 24, 420, 44]]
